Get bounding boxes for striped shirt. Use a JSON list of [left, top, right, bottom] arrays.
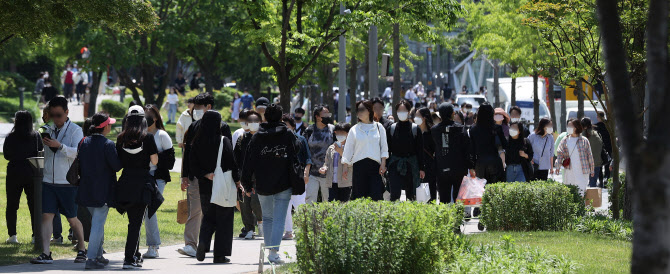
[[556, 136, 594, 175]]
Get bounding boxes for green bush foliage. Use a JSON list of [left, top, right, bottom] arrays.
[[100, 100, 127, 118], [0, 97, 40, 120], [481, 181, 579, 231], [570, 214, 633, 241], [0, 72, 34, 97], [294, 200, 465, 274], [608, 172, 627, 217]]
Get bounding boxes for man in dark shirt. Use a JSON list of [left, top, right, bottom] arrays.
[[595, 111, 612, 186], [41, 79, 59, 104], [174, 72, 187, 95], [386, 100, 424, 201]]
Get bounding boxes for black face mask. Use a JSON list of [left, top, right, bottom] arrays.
[[321, 117, 332, 124], [147, 118, 155, 128], [294, 116, 302, 122]]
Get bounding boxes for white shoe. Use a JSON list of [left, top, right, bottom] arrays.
[[143, 246, 159, 258], [177, 245, 197, 257], [6, 235, 19, 244], [244, 230, 255, 240], [268, 252, 284, 264], [256, 228, 264, 238]]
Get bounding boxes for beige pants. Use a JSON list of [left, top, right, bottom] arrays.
[[184, 178, 202, 249]]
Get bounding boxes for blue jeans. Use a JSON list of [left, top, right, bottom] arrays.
[[506, 164, 526, 182], [168, 104, 177, 122], [144, 179, 166, 246], [589, 166, 602, 187], [258, 188, 292, 252], [87, 206, 109, 260]]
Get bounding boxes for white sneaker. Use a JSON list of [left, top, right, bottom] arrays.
[[177, 245, 197, 257], [6, 235, 19, 244], [256, 228, 264, 238], [268, 253, 284, 264], [244, 230, 255, 240], [143, 246, 159, 258]]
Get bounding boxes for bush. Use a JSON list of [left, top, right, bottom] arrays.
[[608, 172, 627, 217], [220, 106, 231, 122], [0, 72, 34, 97], [480, 181, 579, 231], [570, 214, 633, 241], [100, 100, 127, 118], [0, 97, 40, 121], [295, 200, 465, 274]]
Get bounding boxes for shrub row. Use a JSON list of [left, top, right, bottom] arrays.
[[480, 181, 580, 231], [294, 200, 464, 274], [100, 99, 126, 118], [0, 97, 40, 121]]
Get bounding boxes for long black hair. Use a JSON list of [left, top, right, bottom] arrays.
[[145, 104, 165, 130], [581, 117, 593, 138], [83, 118, 93, 136], [10, 110, 34, 139], [417, 107, 434, 130], [118, 115, 148, 147], [476, 103, 495, 128], [191, 110, 222, 147], [535, 118, 552, 136]]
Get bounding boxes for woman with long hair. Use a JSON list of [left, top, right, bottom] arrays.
[[469, 103, 507, 184], [115, 106, 160, 269], [415, 107, 437, 202], [190, 110, 240, 263], [231, 92, 242, 122], [556, 118, 594, 195], [4, 110, 42, 244], [528, 118, 555, 180]]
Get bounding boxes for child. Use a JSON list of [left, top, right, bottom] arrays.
[[319, 123, 353, 202]]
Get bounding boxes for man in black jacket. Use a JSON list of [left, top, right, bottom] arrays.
[[595, 111, 612, 187], [431, 103, 474, 203]]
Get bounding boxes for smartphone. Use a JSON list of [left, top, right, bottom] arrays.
[[41, 132, 51, 139]]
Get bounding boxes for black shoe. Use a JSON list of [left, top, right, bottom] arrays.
[[74, 249, 87, 263], [473, 208, 481, 217], [97, 256, 109, 266], [123, 260, 142, 269], [196, 244, 207, 262], [238, 227, 248, 238], [30, 252, 53, 264], [85, 259, 105, 269], [213, 256, 230, 264]]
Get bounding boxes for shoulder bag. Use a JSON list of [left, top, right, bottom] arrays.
[[211, 136, 237, 207], [66, 137, 86, 186]]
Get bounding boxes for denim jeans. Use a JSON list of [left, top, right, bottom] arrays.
[[505, 164, 526, 183], [144, 179, 166, 246], [168, 104, 177, 122], [258, 188, 292, 252], [87, 206, 109, 260], [589, 166, 602, 188]]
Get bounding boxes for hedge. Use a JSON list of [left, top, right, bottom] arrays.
[[100, 100, 127, 118], [0, 72, 35, 97], [295, 200, 465, 274], [0, 97, 40, 121], [480, 181, 579, 231]]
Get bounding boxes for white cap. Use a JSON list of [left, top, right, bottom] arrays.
[[128, 105, 145, 116]]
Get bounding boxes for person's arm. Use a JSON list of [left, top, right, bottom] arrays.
[[379, 124, 389, 174], [60, 128, 84, 159], [147, 135, 159, 166], [414, 126, 425, 178], [105, 140, 123, 172], [341, 128, 356, 166], [549, 135, 555, 173], [3, 135, 14, 161], [176, 114, 186, 146], [181, 125, 194, 179]]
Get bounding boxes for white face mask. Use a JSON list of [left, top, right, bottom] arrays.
[[509, 129, 519, 137], [248, 122, 260, 132], [336, 135, 347, 142], [511, 117, 520, 123], [413, 117, 423, 125], [240, 122, 249, 130], [193, 109, 204, 120], [566, 127, 575, 135], [397, 111, 409, 121], [545, 127, 554, 134], [494, 114, 504, 122]]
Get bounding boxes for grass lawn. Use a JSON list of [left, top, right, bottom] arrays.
[[468, 231, 632, 273], [0, 154, 242, 266]]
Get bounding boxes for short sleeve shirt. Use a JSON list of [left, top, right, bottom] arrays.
[[117, 133, 159, 170], [240, 94, 254, 110]]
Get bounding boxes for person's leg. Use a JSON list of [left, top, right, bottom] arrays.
[[197, 198, 215, 259], [52, 210, 63, 240], [77, 206, 92, 242], [515, 165, 526, 182], [506, 165, 515, 183], [351, 161, 365, 200], [427, 171, 437, 203], [284, 195, 296, 233], [23, 181, 36, 237], [270, 189, 292, 251], [184, 178, 202, 249], [145, 179, 166, 248], [450, 172, 465, 203], [368, 161, 384, 201], [239, 192, 256, 233], [436, 173, 450, 204], [5, 177, 21, 237], [328, 183, 338, 202], [388, 163, 403, 201], [338, 187, 352, 202], [403, 166, 416, 201], [124, 205, 146, 262], [86, 206, 109, 260], [257, 194, 275, 249], [317, 177, 330, 202], [251, 193, 263, 228], [305, 175, 320, 203], [589, 166, 601, 188], [213, 206, 234, 258], [536, 170, 549, 181], [41, 213, 55, 254]]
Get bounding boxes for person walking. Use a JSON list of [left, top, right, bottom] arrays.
[[505, 122, 534, 182], [166, 87, 179, 124], [4, 110, 42, 244], [41, 78, 59, 104], [469, 103, 507, 184], [241, 104, 296, 264], [594, 111, 612, 187], [231, 93, 242, 122], [528, 118, 555, 180], [31, 97, 87, 264], [509, 106, 531, 138], [581, 117, 606, 188], [115, 105, 162, 269], [415, 107, 437, 202], [293, 108, 307, 135], [188, 110, 240, 264], [142, 105, 175, 259], [240, 89, 255, 110], [341, 100, 389, 201], [233, 111, 263, 240], [60, 64, 75, 101], [232, 110, 250, 150], [304, 105, 335, 203], [555, 119, 594, 195], [281, 114, 312, 240], [76, 113, 122, 269], [319, 123, 353, 202], [387, 100, 424, 201]]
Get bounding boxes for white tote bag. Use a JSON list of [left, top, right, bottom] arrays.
[[415, 183, 431, 203], [210, 137, 237, 208]]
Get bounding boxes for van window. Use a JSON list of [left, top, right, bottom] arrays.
[[567, 110, 599, 122]]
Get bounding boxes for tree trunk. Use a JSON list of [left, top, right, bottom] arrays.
[[561, 79, 567, 132], [548, 74, 557, 125], [607, 117, 621, 220], [350, 56, 358, 102], [88, 71, 103, 117], [278, 77, 291, 113], [392, 20, 401, 119], [577, 79, 584, 119], [364, 50, 370, 99], [597, 0, 670, 273], [533, 72, 539, 128], [493, 60, 500, 108]]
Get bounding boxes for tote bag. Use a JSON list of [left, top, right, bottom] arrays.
[[211, 137, 237, 208]]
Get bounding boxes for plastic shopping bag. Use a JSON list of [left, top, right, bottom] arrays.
[[415, 183, 431, 202], [456, 176, 487, 205]]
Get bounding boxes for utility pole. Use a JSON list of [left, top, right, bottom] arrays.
[[368, 25, 379, 98], [338, 3, 347, 123]]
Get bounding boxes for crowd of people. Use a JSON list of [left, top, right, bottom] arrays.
[[2, 85, 612, 269]]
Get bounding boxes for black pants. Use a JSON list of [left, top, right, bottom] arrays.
[[425, 164, 437, 203], [437, 171, 466, 203], [600, 163, 611, 187], [475, 160, 504, 184], [328, 183, 352, 202], [389, 161, 416, 201], [124, 204, 147, 262], [5, 175, 34, 237], [78, 207, 92, 242], [533, 170, 549, 181], [199, 195, 234, 258], [239, 191, 262, 232], [352, 159, 385, 201]]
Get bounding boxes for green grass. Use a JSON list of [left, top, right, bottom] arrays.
[[0, 154, 242, 266], [468, 231, 631, 273]]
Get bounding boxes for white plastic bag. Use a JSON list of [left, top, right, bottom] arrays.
[[456, 176, 487, 205], [210, 137, 237, 208], [415, 183, 431, 202]]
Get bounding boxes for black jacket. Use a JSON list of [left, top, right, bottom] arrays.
[[506, 137, 534, 181], [594, 122, 612, 154], [189, 136, 239, 196], [182, 119, 232, 179], [241, 122, 296, 195], [431, 120, 473, 175], [155, 147, 176, 182], [469, 124, 507, 165], [77, 135, 122, 207], [378, 116, 394, 130], [387, 121, 424, 170], [3, 131, 42, 180]]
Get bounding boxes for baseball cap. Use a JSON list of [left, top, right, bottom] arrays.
[[128, 105, 145, 116], [256, 97, 270, 109], [95, 117, 117, 129]]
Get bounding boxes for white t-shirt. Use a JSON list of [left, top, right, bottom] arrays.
[[232, 128, 246, 149], [167, 93, 179, 104], [150, 129, 173, 171], [341, 122, 389, 165]]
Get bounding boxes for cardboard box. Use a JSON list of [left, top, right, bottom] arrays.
[[585, 187, 602, 207]]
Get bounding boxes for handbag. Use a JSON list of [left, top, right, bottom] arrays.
[[210, 137, 237, 207], [66, 137, 86, 186], [177, 192, 188, 224], [415, 183, 431, 202]]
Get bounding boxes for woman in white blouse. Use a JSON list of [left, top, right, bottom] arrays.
[[341, 100, 389, 201]]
